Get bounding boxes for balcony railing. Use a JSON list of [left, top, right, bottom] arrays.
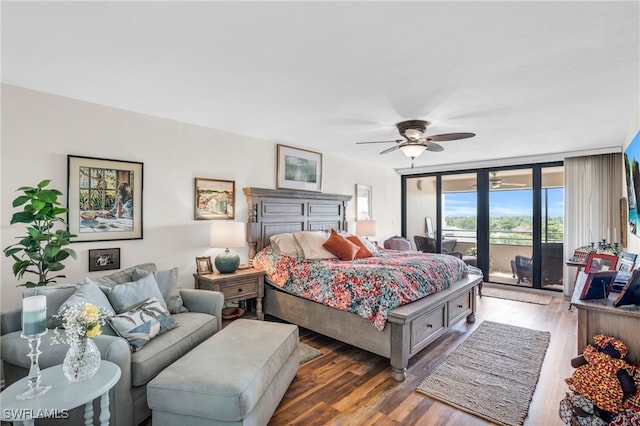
[[442, 228, 563, 245]]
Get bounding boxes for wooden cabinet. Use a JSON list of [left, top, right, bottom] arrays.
[[571, 277, 640, 363], [194, 268, 265, 320]]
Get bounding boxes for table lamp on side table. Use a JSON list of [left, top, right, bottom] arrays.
[[210, 221, 246, 274], [355, 219, 378, 241]]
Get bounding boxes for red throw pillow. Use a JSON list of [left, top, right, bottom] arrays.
[[323, 229, 360, 261], [346, 236, 374, 259]]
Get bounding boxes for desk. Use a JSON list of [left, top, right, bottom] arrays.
[[571, 277, 640, 363], [0, 361, 121, 426]]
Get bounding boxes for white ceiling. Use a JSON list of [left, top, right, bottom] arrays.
[[2, 1, 639, 171]]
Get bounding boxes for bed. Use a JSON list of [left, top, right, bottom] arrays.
[[243, 187, 483, 381]]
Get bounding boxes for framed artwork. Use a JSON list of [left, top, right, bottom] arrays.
[[425, 217, 434, 235], [68, 155, 143, 242], [624, 130, 640, 238], [578, 270, 618, 301], [276, 144, 322, 192], [356, 184, 372, 220], [194, 178, 235, 220], [195, 256, 213, 275], [584, 252, 618, 273], [88, 248, 121, 272], [614, 269, 640, 307]]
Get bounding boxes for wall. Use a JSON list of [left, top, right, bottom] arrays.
[[1, 85, 401, 310]]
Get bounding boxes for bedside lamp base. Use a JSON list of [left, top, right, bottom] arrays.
[[215, 249, 240, 273]]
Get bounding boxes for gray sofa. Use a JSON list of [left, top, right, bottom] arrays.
[[0, 263, 223, 426]]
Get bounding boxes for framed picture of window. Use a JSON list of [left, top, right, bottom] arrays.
[[194, 178, 235, 220], [356, 184, 372, 220], [584, 253, 618, 273], [67, 155, 143, 242], [276, 144, 322, 192]]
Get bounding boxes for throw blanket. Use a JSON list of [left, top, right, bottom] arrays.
[[253, 247, 468, 331]]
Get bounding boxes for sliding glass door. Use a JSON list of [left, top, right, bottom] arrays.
[[402, 163, 564, 291]]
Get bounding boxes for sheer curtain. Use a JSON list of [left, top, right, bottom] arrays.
[[564, 153, 622, 296]]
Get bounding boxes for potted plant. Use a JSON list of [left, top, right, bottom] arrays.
[[3, 179, 77, 287]]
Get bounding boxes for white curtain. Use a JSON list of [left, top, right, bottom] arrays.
[[564, 153, 622, 296]]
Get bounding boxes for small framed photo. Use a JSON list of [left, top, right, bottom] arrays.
[[195, 256, 213, 275], [614, 269, 640, 307], [277, 144, 322, 192], [194, 178, 235, 220], [88, 248, 121, 272], [356, 184, 372, 220], [584, 252, 618, 273], [579, 270, 618, 301]]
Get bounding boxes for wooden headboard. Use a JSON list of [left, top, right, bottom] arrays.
[[243, 187, 352, 260]]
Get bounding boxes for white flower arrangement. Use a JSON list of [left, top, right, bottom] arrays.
[[51, 302, 113, 347]]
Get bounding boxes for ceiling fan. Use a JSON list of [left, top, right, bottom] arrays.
[[356, 119, 475, 167], [472, 172, 529, 189]]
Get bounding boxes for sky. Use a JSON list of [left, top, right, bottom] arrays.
[[444, 188, 564, 218]]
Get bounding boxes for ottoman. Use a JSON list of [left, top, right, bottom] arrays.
[[147, 319, 299, 426]]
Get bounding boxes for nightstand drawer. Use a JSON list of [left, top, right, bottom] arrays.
[[220, 279, 258, 301]]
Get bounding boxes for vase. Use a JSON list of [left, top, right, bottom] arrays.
[[63, 338, 101, 382]]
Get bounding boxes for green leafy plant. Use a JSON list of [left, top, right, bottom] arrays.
[[3, 180, 77, 287]]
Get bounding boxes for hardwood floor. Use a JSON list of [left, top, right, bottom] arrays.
[[269, 292, 577, 426]]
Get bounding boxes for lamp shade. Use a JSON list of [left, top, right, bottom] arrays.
[[210, 222, 245, 273], [355, 220, 378, 237], [400, 144, 427, 159], [210, 222, 246, 249]]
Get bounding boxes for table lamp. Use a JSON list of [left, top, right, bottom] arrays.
[[355, 220, 378, 240], [210, 221, 246, 273]]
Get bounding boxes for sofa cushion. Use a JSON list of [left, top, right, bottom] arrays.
[[129, 311, 217, 387], [132, 267, 187, 314], [22, 284, 79, 329], [109, 297, 179, 352], [1, 330, 70, 369], [94, 262, 157, 286], [104, 273, 168, 313]]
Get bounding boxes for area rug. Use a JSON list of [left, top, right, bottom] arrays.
[[299, 342, 322, 364], [417, 321, 550, 426], [482, 287, 552, 305]]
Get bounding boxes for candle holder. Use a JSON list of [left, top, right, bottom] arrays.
[[16, 329, 51, 400]]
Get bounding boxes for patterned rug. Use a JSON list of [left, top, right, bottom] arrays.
[[299, 342, 322, 364], [482, 287, 552, 305], [417, 321, 550, 426]]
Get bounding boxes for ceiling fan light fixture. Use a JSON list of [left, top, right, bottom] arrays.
[[403, 128, 423, 140], [400, 144, 427, 159]]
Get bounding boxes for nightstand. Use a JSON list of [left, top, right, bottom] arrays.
[[194, 268, 265, 320]]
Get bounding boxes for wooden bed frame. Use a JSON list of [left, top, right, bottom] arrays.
[[243, 187, 483, 381]]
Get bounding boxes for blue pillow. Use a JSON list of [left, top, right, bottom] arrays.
[[132, 267, 188, 314], [104, 273, 168, 313]]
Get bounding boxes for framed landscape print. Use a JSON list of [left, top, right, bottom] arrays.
[[194, 178, 235, 220], [356, 184, 372, 220], [67, 155, 143, 242], [276, 144, 322, 192]]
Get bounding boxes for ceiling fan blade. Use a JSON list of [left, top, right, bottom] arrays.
[[426, 132, 476, 142], [380, 145, 401, 155], [501, 183, 528, 187], [356, 139, 402, 144], [425, 142, 444, 152]]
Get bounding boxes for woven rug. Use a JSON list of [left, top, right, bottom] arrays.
[[299, 342, 322, 364], [417, 321, 550, 426], [482, 287, 552, 305]]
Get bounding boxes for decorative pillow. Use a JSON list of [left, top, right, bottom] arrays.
[[103, 273, 168, 313], [108, 297, 179, 352], [58, 279, 116, 317], [293, 231, 338, 260], [132, 267, 188, 314], [323, 229, 360, 261], [270, 233, 304, 258], [356, 235, 378, 254], [346, 236, 374, 259]]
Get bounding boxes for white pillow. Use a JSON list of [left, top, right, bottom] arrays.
[[270, 233, 304, 258], [293, 231, 338, 260], [357, 236, 379, 254]]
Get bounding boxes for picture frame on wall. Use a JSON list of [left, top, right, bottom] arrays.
[[195, 256, 213, 275], [67, 155, 143, 242], [88, 248, 121, 272], [194, 178, 235, 220], [356, 184, 372, 220], [276, 144, 323, 192]]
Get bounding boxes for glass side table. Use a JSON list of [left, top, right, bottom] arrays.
[[1, 360, 121, 426]]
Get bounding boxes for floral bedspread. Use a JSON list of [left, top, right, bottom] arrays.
[[253, 247, 469, 331]]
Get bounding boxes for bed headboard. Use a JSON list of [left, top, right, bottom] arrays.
[[243, 187, 352, 260]]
